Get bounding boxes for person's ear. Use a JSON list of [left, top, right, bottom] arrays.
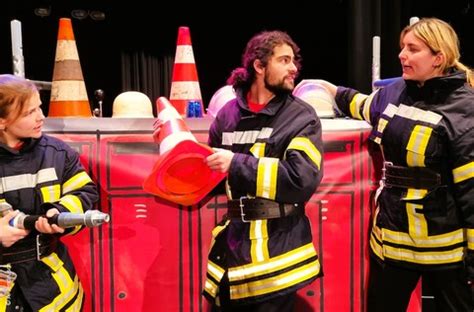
[[0, 118, 7, 131], [433, 52, 444, 68], [253, 59, 264, 74]]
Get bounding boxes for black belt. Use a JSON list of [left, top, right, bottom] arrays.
[[227, 197, 303, 222], [382, 162, 443, 189], [0, 235, 57, 265]]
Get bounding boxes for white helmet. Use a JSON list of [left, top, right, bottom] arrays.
[[112, 91, 154, 118], [293, 80, 335, 118], [207, 85, 236, 118]]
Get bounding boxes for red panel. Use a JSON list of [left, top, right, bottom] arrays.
[[51, 124, 423, 312], [109, 196, 180, 312]]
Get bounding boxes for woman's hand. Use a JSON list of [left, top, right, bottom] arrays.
[[35, 208, 65, 234], [0, 210, 29, 247]]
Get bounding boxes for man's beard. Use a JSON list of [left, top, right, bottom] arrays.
[[264, 75, 293, 96]]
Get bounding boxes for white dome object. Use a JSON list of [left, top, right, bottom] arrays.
[[207, 85, 236, 118], [293, 80, 336, 118], [112, 91, 154, 118]]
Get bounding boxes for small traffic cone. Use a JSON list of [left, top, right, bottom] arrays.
[[169, 26, 204, 117], [49, 18, 91, 117], [143, 97, 225, 206]]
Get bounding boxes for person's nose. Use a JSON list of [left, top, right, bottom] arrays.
[[37, 108, 45, 121], [290, 61, 298, 73], [398, 49, 406, 62]]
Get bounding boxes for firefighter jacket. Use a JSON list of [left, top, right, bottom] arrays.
[[0, 135, 98, 311], [203, 88, 324, 305], [335, 70, 474, 272]]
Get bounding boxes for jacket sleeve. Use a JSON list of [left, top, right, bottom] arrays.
[[41, 146, 99, 235], [335, 85, 392, 126], [228, 117, 324, 203], [452, 129, 474, 275], [207, 114, 227, 196]]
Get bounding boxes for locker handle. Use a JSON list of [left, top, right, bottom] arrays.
[[323, 141, 348, 153], [111, 142, 159, 154]]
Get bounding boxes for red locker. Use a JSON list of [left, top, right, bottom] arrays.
[[44, 118, 421, 312]]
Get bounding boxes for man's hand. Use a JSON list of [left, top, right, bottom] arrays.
[[206, 148, 234, 173], [0, 211, 29, 247], [35, 208, 65, 234]]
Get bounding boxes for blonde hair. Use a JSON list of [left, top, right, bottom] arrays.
[[0, 74, 37, 121], [400, 18, 474, 86]]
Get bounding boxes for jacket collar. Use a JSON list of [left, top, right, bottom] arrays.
[[235, 87, 290, 117], [0, 137, 40, 156], [405, 69, 467, 100]]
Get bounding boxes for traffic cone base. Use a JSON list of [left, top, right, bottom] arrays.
[[143, 96, 225, 206], [49, 101, 91, 117], [143, 140, 226, 206]]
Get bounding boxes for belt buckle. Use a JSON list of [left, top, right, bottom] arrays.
[[239, 196, 250, 223], [36, 235, 43, 261], [382, 161, 393, 188]]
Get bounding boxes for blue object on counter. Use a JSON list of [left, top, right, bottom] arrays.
[[186, 100, 203, 117]]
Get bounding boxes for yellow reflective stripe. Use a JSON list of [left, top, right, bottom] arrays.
[[370, 230, 464, 265], [40, 253, 81, 311], [467, 229, 474, 250], [229, 261, 320, 300], [256, 158, 278, 200], [250, 220, 269, 263], [406, 125, 432, 166], [59, 195, 84, 214], [383, 245, 464, 265], [406, 151, 425, 167], [287, 137, 321, 169], [362, 90, 378, 122], [203, 278, 218, 298], [453, 161, 474, 184], [401, 188, 428, 200], [62, 171, 92, 194], [376, 118, 388, 134], [59, 195, 84, 235], [65, 283, 84, 312], [349, 93, 367, 120], [250, 142, 266, 158], [406, 203, 428, 238], [207, 260, 225, 283], [41, 252, 64, 271], [211, 220, 229, 239], [369, 231, 384, 261], [41, 184, 61, 203], [39, 275, 80, 312], [228, 243, 317, 281], [382, 226, 464, 248], [0, 296, 6, 311]]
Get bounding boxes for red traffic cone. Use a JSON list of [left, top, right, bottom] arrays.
[[169, 26, 205, 117], [49, 18, 92, 117], [143, 97, 225, 206]]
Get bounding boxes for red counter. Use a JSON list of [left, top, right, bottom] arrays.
[[45, 118, 421, 312]]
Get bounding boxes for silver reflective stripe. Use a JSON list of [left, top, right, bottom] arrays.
[[395, 104, 442, 125], [222, 127, 273, 146], [0, 168, 57, 194]]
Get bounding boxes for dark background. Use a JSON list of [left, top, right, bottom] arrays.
[[1, 0, 473, 117]]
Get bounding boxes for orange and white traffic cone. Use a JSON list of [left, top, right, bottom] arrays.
[[143, 97, 225, 206], [169, 26, 204, 117], [49, 18, 92, 117]]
